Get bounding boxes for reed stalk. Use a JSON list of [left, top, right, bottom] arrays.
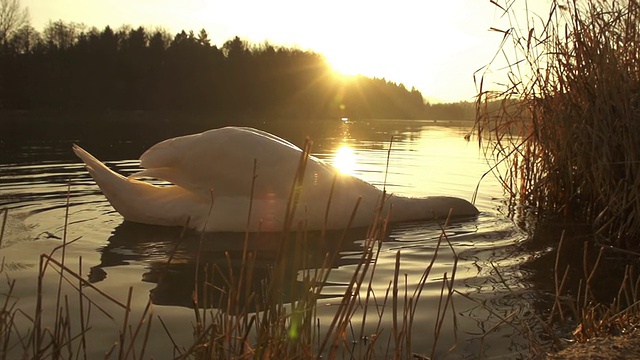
[[476, 0, 640, 247]]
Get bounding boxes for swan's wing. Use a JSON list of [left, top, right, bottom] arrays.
[[236, 127, 300, 150], [134, 127, 334, 200]]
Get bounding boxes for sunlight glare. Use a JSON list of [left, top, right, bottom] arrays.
[[332, 145, 357, 175], [326, 55, 362, 78]]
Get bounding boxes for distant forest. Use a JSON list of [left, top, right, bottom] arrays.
[[0, 21, 476, 121]]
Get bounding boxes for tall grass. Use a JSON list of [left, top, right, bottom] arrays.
[[475, 0, 640, 247]]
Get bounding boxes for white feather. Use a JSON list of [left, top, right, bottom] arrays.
[[73, 127, 478, 232]]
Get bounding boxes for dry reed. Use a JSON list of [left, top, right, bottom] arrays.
[[475, 0, 640, 247], [475, 0, 640, 352]]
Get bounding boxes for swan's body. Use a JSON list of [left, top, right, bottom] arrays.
[[73, 127, 478, 232]]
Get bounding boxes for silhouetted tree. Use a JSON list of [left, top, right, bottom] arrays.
[[0, 0, 28, 46], [6, 23, 37, 53], [0, 21, 477, 121], [196, 28, 210, 46], [43, 20, 81, 50], [424, 101, 475, 120]]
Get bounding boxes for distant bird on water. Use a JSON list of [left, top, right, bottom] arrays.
[[73, 127, 478, 232]]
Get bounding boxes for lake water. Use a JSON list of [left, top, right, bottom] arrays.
[[0, 118, 548, 359]]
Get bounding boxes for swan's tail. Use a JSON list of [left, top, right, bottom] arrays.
[[73, 144, 128, 184], [73, 144, 138, 218], [72, 144, 200, 227]]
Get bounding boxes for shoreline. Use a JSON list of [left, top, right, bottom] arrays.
[[547, 332, 640, 359]]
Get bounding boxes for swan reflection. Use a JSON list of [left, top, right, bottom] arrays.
[[89, 222, 368, 309], [87, 214, 481, 310]]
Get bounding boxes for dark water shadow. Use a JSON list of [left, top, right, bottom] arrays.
[[89, 221, 370, 309], [521, 222, 634, 299], [514, 220, 640, 342]]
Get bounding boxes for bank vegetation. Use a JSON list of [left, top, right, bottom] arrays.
[[475, 0, 640, 353]]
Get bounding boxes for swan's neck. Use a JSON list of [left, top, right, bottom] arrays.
[[387, 195, 477, 221]]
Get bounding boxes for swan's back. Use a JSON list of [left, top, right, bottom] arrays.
[[134, 127, 379, 210]]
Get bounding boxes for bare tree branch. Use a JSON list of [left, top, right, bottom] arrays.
[[0, 0, 29, 44]]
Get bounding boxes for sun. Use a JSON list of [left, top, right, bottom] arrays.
[[325, 54, 363, 79]]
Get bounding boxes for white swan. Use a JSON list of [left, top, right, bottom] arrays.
[[73, 126, 478, 232]]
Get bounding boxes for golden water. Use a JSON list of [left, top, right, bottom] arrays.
[[0, 119, 539, 358]]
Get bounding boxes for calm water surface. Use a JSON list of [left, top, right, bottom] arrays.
[[0, 119, 544, 359]]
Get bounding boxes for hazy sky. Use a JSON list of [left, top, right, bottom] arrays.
[[21, 0, 552, 103]]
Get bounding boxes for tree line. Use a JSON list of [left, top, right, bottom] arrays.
[[0, 19, 475, 121]]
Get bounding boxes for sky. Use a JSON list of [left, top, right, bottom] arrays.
[[21, 0, 553, 103]]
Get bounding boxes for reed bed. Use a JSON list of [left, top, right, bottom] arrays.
[[475, 0, 640, 247], [473, 0, 640, 353], [0, 141, 463, 359]]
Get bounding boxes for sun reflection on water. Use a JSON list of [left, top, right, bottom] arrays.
[[332, 145, 356, 175]]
